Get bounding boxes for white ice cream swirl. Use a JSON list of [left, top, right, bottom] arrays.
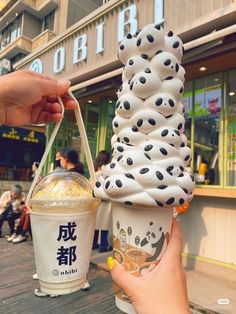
[[94, 24, 194, 208]]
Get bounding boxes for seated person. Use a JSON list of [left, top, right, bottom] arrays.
[[7, 204, 31, 243], [0, 184, 24, 237]]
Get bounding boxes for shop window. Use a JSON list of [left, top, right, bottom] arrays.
[[43, 10, 55, 32], [182, 81, 193, 144], [226, 70, 236, 186], [189, 74, 222, 186]]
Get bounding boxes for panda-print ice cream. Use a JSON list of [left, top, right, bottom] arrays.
[[136, 24, 165, 59], [94, 25, 194, 208], [164, 31, 184, 62]]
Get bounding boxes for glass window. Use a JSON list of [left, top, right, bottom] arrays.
[[0, 15, 22, 50], [43, 10, 55, 31], [182, 81, 193, 142], [226, 70, 236, 186], [192, 74, 222, 186]]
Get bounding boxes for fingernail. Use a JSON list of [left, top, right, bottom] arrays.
[[107, 256, 115, 271], [60, 80, 71, 87]]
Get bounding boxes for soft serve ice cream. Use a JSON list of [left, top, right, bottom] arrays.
[[94, 24, 194, 209]]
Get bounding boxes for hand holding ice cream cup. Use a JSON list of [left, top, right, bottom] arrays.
[[94, 24, 194, 313]]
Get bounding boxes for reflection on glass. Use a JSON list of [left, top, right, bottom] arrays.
[[226, 70, 236, 186], [193, 74, 222, 185]]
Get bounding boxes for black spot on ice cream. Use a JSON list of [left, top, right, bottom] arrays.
[[155, 98, 162, 106], [160, 148, 168, 156], [127, 33, 132, 39], [147, 34, 154, 42], [161, 130, 168, 137], [167, 30, 173, 37], [137, 38, 141, 46], [140, 168, 149, 174], [125, 201, 133, 205], [125, 173, 135, 180], [169, 99, 175, 107], [127, 158, 133, 165], [117, 146, 124, 152], [156, 200, 163, 207], [105, 181, 110, 189], [166, 197, 175, 205], [144, 153, 151, 160], [124, 137, 129, 143], [139, 77, 146, 84], [185, 155, 190, 161], [124, 101, 130, 110], [110, 163, 116, 169], [132, 126, 139, 132], [179, 198, 184, 204], [155, 24, 161, 30], [144, 145, 153, 151], [120, 44, 124, 50], [116, 180, 122, 188], [95, 181, 101, 188], [148, 119, 156, 126], [164, 59, 171, 66], [173, 41, 180, 48], [158, 185, 167, 189], [145, 68, 151, 73], [114, 122, 118, 128], [156, 171, 164, 180], [129, 59, 134, 65], [117, 155, 123, 162], [137, 119, 143, 127]]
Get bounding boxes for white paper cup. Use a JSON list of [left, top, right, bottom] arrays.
[[30, 208, 96, 295], [30, 173, 99, 295], [112, 202, 173, 314]]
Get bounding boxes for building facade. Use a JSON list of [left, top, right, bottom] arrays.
[[5, 0, 236, 277]]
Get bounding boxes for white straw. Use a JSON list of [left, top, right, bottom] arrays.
[[25, 98, 65, 211], [68, 90, 96, 183]]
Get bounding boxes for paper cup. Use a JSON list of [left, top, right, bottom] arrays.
[[112, 202, 173, 314], [30, 172, 99, 295]]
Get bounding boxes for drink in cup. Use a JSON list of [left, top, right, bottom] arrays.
[[30, 172, 99, 295]]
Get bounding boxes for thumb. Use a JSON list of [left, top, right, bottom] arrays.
[[107, 256, 138, 295], [36, 78, 71, 96]]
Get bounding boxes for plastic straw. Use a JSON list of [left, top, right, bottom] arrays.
[[25, 97, 65, 211], [68, 90, 96, 183]]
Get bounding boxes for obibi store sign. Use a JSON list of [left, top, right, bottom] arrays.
[[29, 0, 164, 74]]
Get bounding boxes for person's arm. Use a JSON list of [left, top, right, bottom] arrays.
[[107, 219, 190, 314], [0, 70, 77, 126]]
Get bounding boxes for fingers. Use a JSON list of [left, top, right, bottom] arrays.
[[36, 111, 62, 124], [161, 219, 183, 263], [108, 257, 138, 295], [36, 78, 71, 97]]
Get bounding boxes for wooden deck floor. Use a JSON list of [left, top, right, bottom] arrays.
[[0, 227, 121, 314]]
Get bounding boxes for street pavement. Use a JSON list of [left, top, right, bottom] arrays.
[[0, 227, 235, 314]]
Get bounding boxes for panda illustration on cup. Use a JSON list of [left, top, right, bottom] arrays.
[[140, 221, 168, 262]]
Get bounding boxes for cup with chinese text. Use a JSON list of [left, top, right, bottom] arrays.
[[30, 172, 100, 295]]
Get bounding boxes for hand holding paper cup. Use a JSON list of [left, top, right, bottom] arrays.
[[26, 92, 99, 296]]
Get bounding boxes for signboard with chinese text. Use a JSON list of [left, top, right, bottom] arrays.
[[0, 126, 45, 144]]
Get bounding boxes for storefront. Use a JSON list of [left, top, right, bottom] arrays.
[[0, 125, 46, 181], [15, 0, 236, 274]]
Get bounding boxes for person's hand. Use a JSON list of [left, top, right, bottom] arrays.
[[0, 70, 77, 126], [107, 219, 190, 314]]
